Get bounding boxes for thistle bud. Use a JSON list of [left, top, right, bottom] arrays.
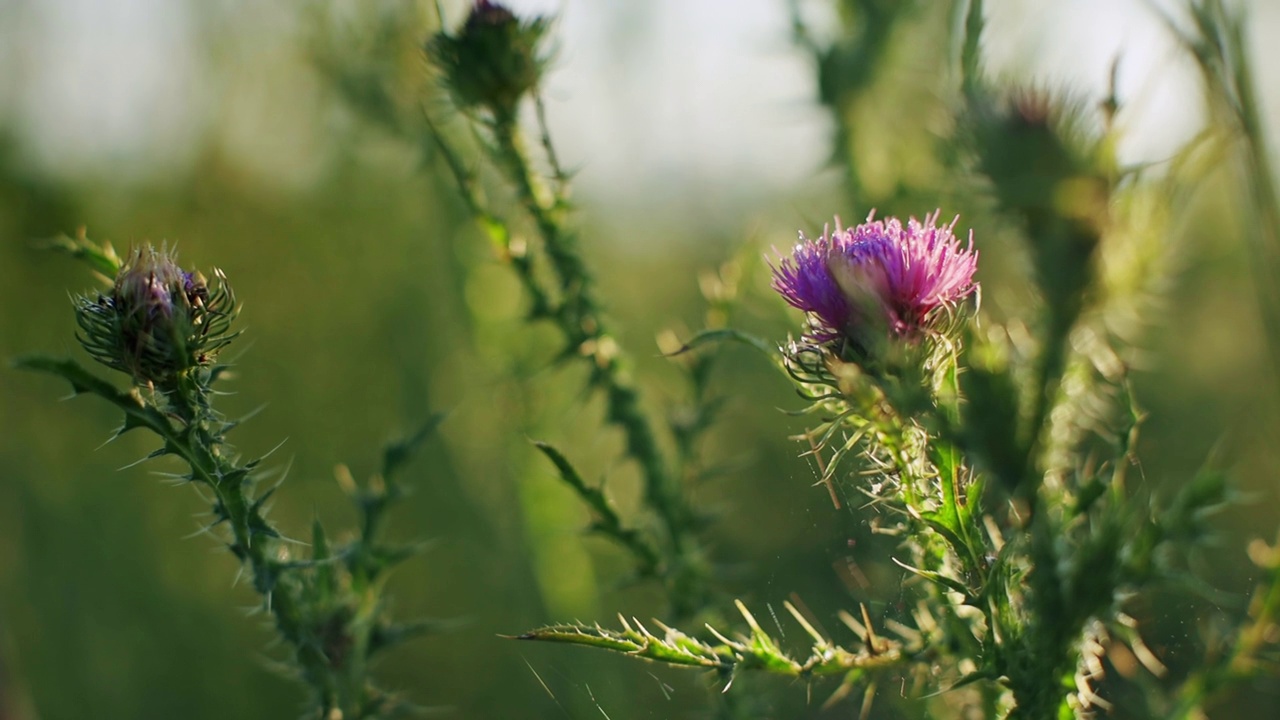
[[968, 87, 1111, 331], [75, 245, 238, 385], [428, 0, 551, 120]]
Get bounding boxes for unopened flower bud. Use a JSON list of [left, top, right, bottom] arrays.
[[968, 87, 1110, 329], [76, 245, 238, 385], [428, 0, 551, 119]]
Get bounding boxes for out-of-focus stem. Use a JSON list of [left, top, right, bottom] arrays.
[[1020, 316, 1072, 507], [1170, 532, 1280, 719], [422, 111, 554, 319], [425, 103, 707, 617], [1226, 17, 1280, 379], [485, 109, 706, 616], [1175, 0, 1280, 382]]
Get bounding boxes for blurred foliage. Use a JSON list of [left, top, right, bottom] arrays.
[[1, 0, 1279, 718]]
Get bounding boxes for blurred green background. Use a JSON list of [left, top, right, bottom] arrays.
[[2, 0, 1279, 717]]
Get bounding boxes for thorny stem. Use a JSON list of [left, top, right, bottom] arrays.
[[1020, 315, 1073, 510], [154, 375, 360, 711], [490, 110, 703, 607], [1004, 344, 1077, 718], [489, 111, 589, 321], [20, 350, 425, 717], [47, 356, 393, 716], [1006, 509, 1074, 720], [422, 109, 554, 319], [851, 363, 1087, 718], [534, 93, 568, 192], [896, 425, 998, 659], [1159, 0, 1280, 391], [429, 106, 707, 618], [1233, 45, 1280, 379], [83, 375, 336, 713]]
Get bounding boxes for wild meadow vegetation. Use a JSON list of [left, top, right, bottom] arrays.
[[3, 0, 1280, 718]]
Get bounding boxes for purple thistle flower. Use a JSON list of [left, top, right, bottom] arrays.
[[770, 229, 851, 343], [771, 211, 978, 345]]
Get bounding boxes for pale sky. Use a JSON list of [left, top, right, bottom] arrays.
[[3, 0, 1277, 199]]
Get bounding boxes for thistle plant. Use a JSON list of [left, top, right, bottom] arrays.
[[506, 4, 1280, 719], [417, 0, 715, 621], [521, 204, 1273, 718], [12, 0, 1280, 717], [18, 234, 437, 719], [287, 0, 1280, 716]]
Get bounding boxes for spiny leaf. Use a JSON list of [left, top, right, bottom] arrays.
[[15, 356, 170, 435], [247, 512, 281, 539], [369, 618, 461, 656], [516, 604, 913, 680], [514, 621, 729, 670], [33, 232, 121, 280], [251, 485, 279, 512], [220, 403, 267, 435], [664, 327, 777, 364], [532, 440, 661, 576], [734, 600, 802, 674], [311, 520, 331, 563], [893, 558, 975, 600], [382, 412, 446, 482], [217, 467, 251, 490]]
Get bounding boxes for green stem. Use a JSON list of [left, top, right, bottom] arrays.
[[1223, 6, 1280, 381], [490, 112, 589, 314], [425, 113, 697, 618], [160, 371, 406, 717], [159, 375, 343, 708], [21, 355, 408, 717], [486, 111, 706, 617], [422, 110, 554, 319], [534, 93, 568, 192], [1173, 0, 1280, 387], [1005, 497, 1095, 720], [1020, 313, 1072, 505]]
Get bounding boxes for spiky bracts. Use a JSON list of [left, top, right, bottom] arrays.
[[75, 245, 237, 385]]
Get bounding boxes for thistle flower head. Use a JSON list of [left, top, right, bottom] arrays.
[[428, 0, 551, 119], [772, 211, 978, 351], [76, 244, 238, 385]]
